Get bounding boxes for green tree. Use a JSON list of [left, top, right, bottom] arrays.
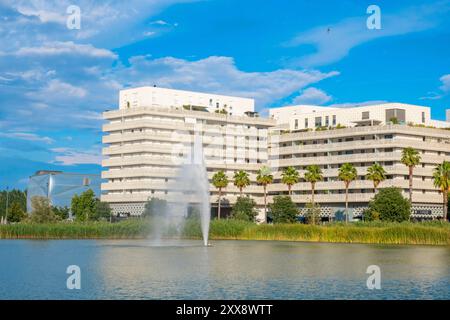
[[28, 196, 59, 223], [338, 163, 358, 223], [7, 201, 27, 222], [401, 147, 421, 205], [366, 163, 387, 193], [233, 170, 250, 196], [212, 171, 229, 220], [52, 206, 70, 220], [142, 198, 167, 218], [92, 201, 112, 221], [269, 196, 298, 224], [0, 189, 27, 219], [231, 196, 258, 222], [433, 161, 450, 221], [367, 187, 410, 222], [304, 201, 321, 225], [71, 189, 96, 221], [304, 165, 323, 207], [281, 166, 300, 196], [256, 166, 273, 223]]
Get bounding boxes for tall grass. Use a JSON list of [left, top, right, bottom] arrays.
[[0, 219, 449, 245], [0, 220, 150, 239]]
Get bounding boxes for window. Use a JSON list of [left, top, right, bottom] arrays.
[[315, 117, 322, 127], [305, 118, 309, 128], [422, 112, 425, 123], [294, 119, 298, 129], [216, 102, 220, 108], [332, 115, 337, 126], [209, 99, 213, 106], [362, 111, 370, 120], [325, 116, 329, 126], [386, 109, 406, 123]]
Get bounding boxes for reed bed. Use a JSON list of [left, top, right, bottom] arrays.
[[0, 219, 449, 245]]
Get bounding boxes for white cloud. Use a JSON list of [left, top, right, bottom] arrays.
[[143, 31, 157, 37], [439, 74, 450, 92], [292, 87, 332, 105], [285, 3, 449, 67], [28, 79, 87, 100], [0, 132, 54, 144], [51, 147, 102, 165], [16, 41, 117, 59], [118, 55, 339, 107], [420, 74, 450, 100]]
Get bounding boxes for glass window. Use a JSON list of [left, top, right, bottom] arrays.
[[325, 116, 329, 126], [362, 111, 370, 120], [332, 115, 336, 126], [315, 117, 322, 127], [305, 118, 309, 128]]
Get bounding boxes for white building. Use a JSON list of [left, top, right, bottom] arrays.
[[102, 88, 450, 221]]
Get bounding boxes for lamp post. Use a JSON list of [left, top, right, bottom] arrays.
[[5, 186, 9, 224]]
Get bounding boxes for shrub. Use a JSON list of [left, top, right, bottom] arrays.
[[269, 196, 299, 224], [52, 206, 70, 220], [367, 187, 410, 222], [231, 196, 258, 222], [142, 198, 167, 218], [71, 189, 96, 221], [7, 201, 27, 222], [28, 196, 60, 223], [92, 201, 112, 221], [304, 201, 321, 225]]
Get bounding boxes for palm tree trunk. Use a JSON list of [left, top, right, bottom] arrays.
[[288, 185, 292, 196], [311, 182, 315, 225], [218, 188, 222, 220], [444, 191, 448, 221], [345, 183, 349, 224], [240, 188, 243, 197], [263, 185, 267, 223], [409, 166, 413, 204]]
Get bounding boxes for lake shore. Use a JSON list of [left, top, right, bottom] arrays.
[[1, 220, 449, 245]]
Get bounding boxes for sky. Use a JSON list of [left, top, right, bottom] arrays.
[[0, 0, 449, 189]]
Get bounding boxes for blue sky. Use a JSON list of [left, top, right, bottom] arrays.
[[0, 0, 449, 189]]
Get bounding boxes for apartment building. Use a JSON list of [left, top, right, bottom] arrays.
[[102, 88, 450, 221], [269, 104, 450, 219], [102, 87, 275, 218]]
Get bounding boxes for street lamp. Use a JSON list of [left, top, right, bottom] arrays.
[[5, 186, 9, 224]]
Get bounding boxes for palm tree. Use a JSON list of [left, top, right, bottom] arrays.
[[433, 161, 450, 221], [233, 170, 251, 196], [256, 166, 273, 223], [212, 171, 229, 220], [338, 163, 358, 223], [304, 165, 323, 207], [281, 166, 300, 196], [401, 147, 421, 204], [366, 163, 387, 193]]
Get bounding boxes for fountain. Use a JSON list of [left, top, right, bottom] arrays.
[[148, 130, 211, 246]]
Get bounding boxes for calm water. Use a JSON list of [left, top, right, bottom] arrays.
[[0, 239, 449, 300]]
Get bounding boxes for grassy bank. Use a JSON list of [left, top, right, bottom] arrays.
[[0, 219, 449, 245]]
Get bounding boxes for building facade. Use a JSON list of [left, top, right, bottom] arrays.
[[102, 87, 450, 221], [102, 87, 274, 219]]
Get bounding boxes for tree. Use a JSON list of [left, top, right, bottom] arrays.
[[367, 187, 410, 222], [366, 163, 387, 193], [338, 163, 358, 223], [304, 165, 323, 207], [401, 147, 421, 205], [7, 201, 27, 222], [71, 189, 96, 221], [269, 196, 298, 224], [142, 198, 167, 218], [0, 189, 26, 219], [231, 196, 258, 222], [92, 201, 112, 221], [28, 196, 59, 223], [233, 170, 250, 196], [52, 206, 70, 220], [281, 166, 300, 196], [433, 161, 450, 221], [212, 171, 229, 220], [304, 201, 321, 225], [256, 166, 273, 223]]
